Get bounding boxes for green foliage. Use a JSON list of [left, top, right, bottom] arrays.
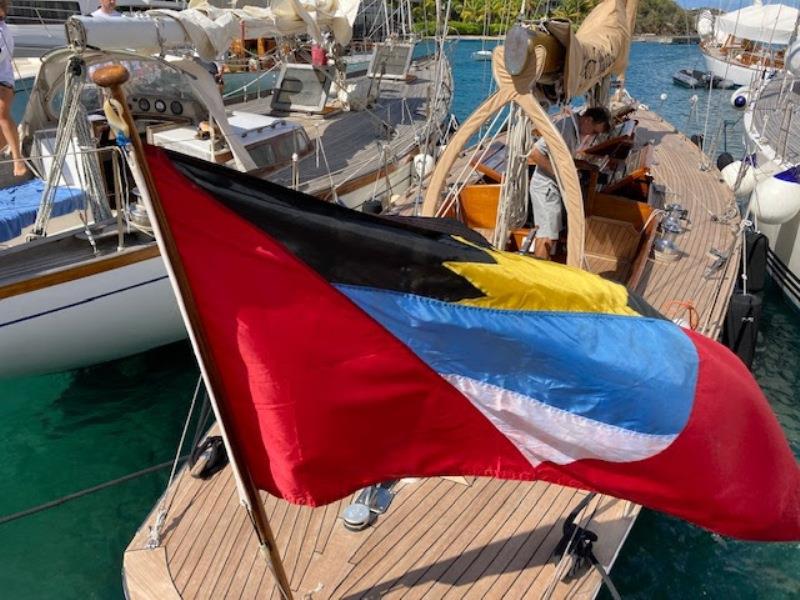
[[636, 0, 691, 34], [551, 0, 600, 23], [412, 0, 690, 36]]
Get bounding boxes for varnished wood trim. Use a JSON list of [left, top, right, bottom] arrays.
[[0, 243, 160, 301]]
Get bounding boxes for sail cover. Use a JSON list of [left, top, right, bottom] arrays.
[[716, 3, 799, 45], [546, 0, 632, 100], [66, 0, 361, 59]]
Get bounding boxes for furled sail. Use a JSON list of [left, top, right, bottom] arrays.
[[65, 0, 361, 59], [547, 0, 633, 100]]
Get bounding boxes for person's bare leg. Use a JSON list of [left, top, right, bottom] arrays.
[[0, 87, 26, 176], [533, 237, 554, 260]]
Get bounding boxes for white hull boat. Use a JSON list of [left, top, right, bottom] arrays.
[[0, 15, 452, 378], [701, 46, 774, 87], [742, 71, 800, 311], [696, 4, 796, 88], [0, 244, 184, 377]]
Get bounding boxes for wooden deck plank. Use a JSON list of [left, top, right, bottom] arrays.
[[343, 478, 494, 598], [264, 504, 305, 600], [289, 504, 327, 589], [482, 486, 577, 598], [371, 479, 493, 596], [410, 481, 523, 599], [124, 548, 181, 600], [178, 484, 240, 595], [502, 489, 585, 600], [349, 478, 441, 563], [334, 480, 456, 596], [168, 470, 237, 579], [219, 493, 287, 599], [631, 111, 741, 339], [525, 494, 632, 599], [457, 481, 551, 600]]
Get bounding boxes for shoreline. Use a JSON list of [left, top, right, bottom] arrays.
[[421, 34, 699, 43]]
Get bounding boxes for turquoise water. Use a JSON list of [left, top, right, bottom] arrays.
[[0, 41, 798, 598]]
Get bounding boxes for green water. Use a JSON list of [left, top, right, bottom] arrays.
[[0, 42, 798, 598]]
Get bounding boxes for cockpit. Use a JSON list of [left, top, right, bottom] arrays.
[[23, 50, 312, 179]]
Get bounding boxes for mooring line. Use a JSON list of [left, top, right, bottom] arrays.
[[0, 455, 189, 526]]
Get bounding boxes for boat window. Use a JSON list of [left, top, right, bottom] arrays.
[[48, 59, 193, 118], [247, 129, 312, 171], [7, 0, 81, 24], [248, 142, 277, 169]]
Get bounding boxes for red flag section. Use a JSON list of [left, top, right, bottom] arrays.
[[146, 147, 800, 541]]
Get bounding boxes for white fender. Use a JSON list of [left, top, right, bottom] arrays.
[[721, 160, 757, 197], [787, 41, 800, 77], [730, 88, 750, 110], [413, 153, 435, 180], [752, 166, 800, 224]]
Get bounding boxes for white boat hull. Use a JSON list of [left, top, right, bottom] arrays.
[[743, 90, 800, 311], [9, 24, 68, 58], [0, 253, 186, 377], [702, 48, 775, 87], [757, 219, 800, 311], [336, 160, 415, 209]]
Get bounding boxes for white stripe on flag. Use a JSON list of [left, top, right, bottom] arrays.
[[443, 373, 676, 466]]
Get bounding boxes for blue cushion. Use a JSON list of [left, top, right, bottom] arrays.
[[0, 179, 87, 243]]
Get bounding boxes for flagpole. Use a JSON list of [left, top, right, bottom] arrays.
[[90, 64, 295, 600]]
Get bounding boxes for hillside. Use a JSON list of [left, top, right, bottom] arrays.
[[413, 0, 695, 37], [636, 0, 693, 35]]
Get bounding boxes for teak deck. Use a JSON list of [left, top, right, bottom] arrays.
[[630, 110, 741, 339], [123, 110, 741, 599], [238, 58, 452, 202]]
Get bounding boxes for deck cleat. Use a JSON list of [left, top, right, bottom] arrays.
[[341, 482, 396, 531]]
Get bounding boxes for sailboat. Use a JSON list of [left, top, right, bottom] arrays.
[[695, 3, 798, 87], [739, 47, 800, 311], [472, 1, 493, 60], [0, 3, 453, 378], [115, 1, 800, 598]]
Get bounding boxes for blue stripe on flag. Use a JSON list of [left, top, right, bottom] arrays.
[[338, 284, 697, 436]]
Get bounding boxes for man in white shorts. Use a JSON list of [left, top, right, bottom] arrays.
[[527, 107, 610, 259]]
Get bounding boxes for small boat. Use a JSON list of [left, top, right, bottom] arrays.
[[672, 68, 707, 88], [472, 49, 493, 61], [672, 68, 736, 89]]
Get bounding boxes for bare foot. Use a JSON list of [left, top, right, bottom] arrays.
[[13, 161, 27, 177]]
